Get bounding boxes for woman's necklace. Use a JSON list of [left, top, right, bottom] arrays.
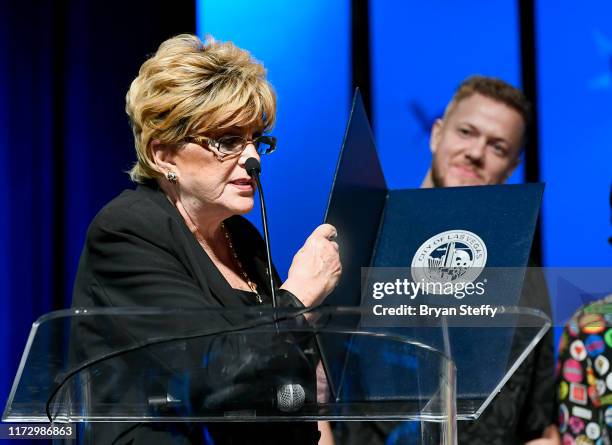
[[221, 222, 263, 304]]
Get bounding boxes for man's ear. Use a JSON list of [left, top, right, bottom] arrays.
[[150, 140, 177, 174], [430, 119, 444, 154]]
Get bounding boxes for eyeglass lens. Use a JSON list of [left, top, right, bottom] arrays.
[[216, 136, 274, 155]]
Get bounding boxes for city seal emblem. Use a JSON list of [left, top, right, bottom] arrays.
[[411, 230, 487, 293]]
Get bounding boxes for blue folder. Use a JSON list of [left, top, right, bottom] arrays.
[[320, 90, 543, 406]]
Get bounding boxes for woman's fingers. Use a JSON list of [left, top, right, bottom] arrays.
[[310, 224, 337, 241], [281, 225, 342, 306]]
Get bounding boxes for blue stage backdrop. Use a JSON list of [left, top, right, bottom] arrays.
[[0, 0, 195, 412], [0, 3, 10, 410], [370, 0, 524, 189], [197, 0, 351, 277], [0, 2, 59, 409], [536, 0, 612, 267]]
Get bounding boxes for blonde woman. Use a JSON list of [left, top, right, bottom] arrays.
[[72, 34, 340, 445]]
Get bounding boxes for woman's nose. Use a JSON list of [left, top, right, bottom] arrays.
[[238, 142, 260, 166]]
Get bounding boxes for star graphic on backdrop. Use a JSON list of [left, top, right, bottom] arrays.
[[589, 30, 612, 90], [407, 101, 443, 138]]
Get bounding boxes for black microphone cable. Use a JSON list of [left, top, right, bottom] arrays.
[[245, 157, 277, 308]]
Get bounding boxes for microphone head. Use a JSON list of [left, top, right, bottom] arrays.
[[276, 384, 305, 413], [245, 157, 261, 177]]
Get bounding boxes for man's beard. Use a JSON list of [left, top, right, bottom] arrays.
[[431, 159, 487, 187]]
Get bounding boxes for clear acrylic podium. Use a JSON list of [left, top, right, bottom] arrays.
[[3, 305, 549, 444]]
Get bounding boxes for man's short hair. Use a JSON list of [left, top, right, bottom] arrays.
[[444, 75, 531, 127]]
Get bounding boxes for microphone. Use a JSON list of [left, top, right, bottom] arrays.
[[245, 157, 261, 176], [202, 382, 306, 413], [276, 383, 306, 413], [245, 157, 277, 308]]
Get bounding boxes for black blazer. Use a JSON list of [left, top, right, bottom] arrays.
[[71, 182, 319, 445], [73, 180, 301, 310]]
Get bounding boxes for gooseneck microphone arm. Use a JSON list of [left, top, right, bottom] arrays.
[[245, 157, 277, 308]]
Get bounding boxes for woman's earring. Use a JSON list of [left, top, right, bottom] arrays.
[[166, 170, 178, 183]]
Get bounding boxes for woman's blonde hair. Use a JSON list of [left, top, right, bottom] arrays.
[[126, 34, 276, 182]]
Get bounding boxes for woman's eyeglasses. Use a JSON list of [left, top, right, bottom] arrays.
[[186, 134, 277, 158]]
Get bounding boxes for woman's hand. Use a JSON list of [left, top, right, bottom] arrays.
[[280, 224, 341, 307]]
